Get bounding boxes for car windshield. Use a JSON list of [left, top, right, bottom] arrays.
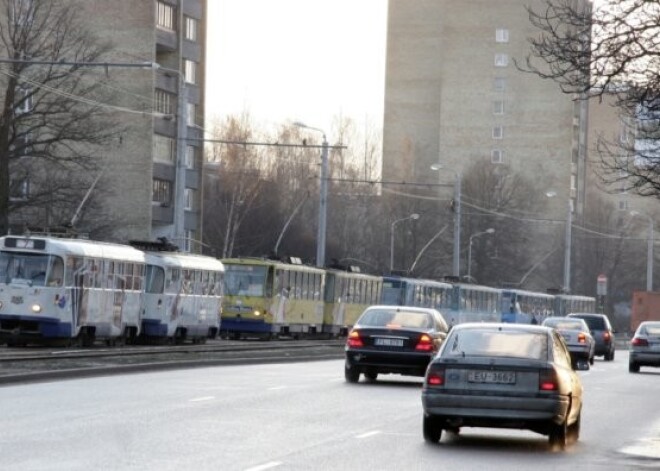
[[544, 319, 585, 331], [444, 329, 548, 360], [358, 309, 432, 329]]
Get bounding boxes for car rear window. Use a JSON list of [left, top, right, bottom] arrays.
[[545, 319, 584, 331], [358, 309, 431, 329], [443, 329, 548, 360], [574, 316, 605, 330], [642, 325, 660, 336]]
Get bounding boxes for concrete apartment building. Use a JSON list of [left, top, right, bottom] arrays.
[[6, 0, 207, 252], [382, 0, 590, 218]]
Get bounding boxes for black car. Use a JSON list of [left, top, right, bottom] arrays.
[[344, 305, 449, 383], [422, 323, 585, 450], [567, 313, 615, 360]]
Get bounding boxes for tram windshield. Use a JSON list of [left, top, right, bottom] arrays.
[[0, 251, 64, 287], [224, 264, 267, 296]]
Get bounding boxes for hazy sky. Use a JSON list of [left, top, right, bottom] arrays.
[[205, 0, 388, 135]]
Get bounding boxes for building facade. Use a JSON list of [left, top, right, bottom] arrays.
[[382, 0, 590, 218], [5, 0, 207, 252]]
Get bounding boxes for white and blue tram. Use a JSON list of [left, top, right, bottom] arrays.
[[501, 288, 556, 324], [448, 283, 502, 325], [554, 294, 596, 317], [0, 235, 146, 346], [142, 250, 225, 344], [380, 276, 453, 311]]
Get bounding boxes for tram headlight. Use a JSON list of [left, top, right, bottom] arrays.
[[253, 309, 261, 316], [31, 303, 42, 313]]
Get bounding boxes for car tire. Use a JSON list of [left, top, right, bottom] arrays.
[[589, 355, 594, 366], [344, 365, 360, 383], [568, 412, 581, 442], [548, 420, 568, 450], [423, 415, 442, 444], [364, 371, 378, 382], [629, 362, 640, 373]]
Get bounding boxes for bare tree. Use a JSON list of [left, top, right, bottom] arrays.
[[0, 0, 125, 235], [523, 0, 660, 197]]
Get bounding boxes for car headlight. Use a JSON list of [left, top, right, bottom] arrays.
[[31, 304, 42, 313]]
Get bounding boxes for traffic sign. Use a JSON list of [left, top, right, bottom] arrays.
[[597, 274, 607, 296]]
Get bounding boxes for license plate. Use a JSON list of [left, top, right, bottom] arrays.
[[467, 370, 516, 384], [374, 338, 404, 347]]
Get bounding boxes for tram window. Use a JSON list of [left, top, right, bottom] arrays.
[[44, 256, 64, 287], [133, 264, 143, 291], [182, 269, 193, 294], [145, 265, 165, 294]]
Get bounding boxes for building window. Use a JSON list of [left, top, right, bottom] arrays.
[[153, 134, 175, 163], [184, 230, 196, 252], [493, 100, 504, 115], [156, 1, 175, 30], [494, 53, 508, 67], [9, 177, 29, 201], [492, 126, 503, 139], [186, 103, 196, 126], [496, 28, 509, 43], [155, 89, 174, 115], [152, 179, 172, 206], [15, 85, 33, 115], [185, 16, 198, 42], [185, 145, 195, 169], [618, 199, 628, 211], [11, 0, 34, 27], [184, 60, 197, 84], [184, 188, 195, 210], [494, 77, 506, 92], [491, 149, 503, 164]]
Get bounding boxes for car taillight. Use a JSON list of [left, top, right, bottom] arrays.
[[415, 334, 434, 352], [577, 332, 586, 343], [603, 332, 611, 342], [632, 337, 649, 347], [426, 366, 445, 387], [539, 370, 558, 391], [346, 330, 364, 348]]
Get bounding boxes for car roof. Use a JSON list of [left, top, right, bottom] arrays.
[[449, 322, 552, 334], [567, 312, 607, 318], [362, 305, 441, 314]]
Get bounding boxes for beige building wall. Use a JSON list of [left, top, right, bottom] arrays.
[[383, 0, 588, 216]]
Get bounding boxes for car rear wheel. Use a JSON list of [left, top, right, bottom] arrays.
[[548, 420, 568, 450], [344, 365, 360, 383], [423, 416, 442, 444], [568, 412, 581, 442], [629, 362, 640, 373], [605, 349, 615, 361], [364, 371, 378, 382]]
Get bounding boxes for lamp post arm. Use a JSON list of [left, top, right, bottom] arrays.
[[408, 225, 449, 275]]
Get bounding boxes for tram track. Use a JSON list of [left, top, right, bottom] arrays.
[[0, 339, 346, 386]]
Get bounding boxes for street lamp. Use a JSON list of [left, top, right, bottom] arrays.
[[467, 228, 495, 281], [631, 210, 654, 291], [546, 191, 572, 293], [390, 213, 420, 274], [293, 122, 329, 267], [431, 164, 461, 277]]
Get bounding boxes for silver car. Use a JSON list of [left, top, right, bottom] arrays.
[[629, 321, 660, 373], [422, 323, 584, 450], [542, 317, 595, 366]]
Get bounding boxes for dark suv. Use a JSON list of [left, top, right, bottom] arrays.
[[567, 313, 615, 361]]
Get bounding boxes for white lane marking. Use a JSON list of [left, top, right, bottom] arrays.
[[244, 461, 283, 471], [189, 396, 215, 402], [267, 386, 286, 391], [356, 430, 381, 439]]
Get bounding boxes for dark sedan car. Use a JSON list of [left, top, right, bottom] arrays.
[[629, 321, 660, 373], [422, 323, 584, 450], [344, 305, 449, 383], [567, 313, 615, 360]]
